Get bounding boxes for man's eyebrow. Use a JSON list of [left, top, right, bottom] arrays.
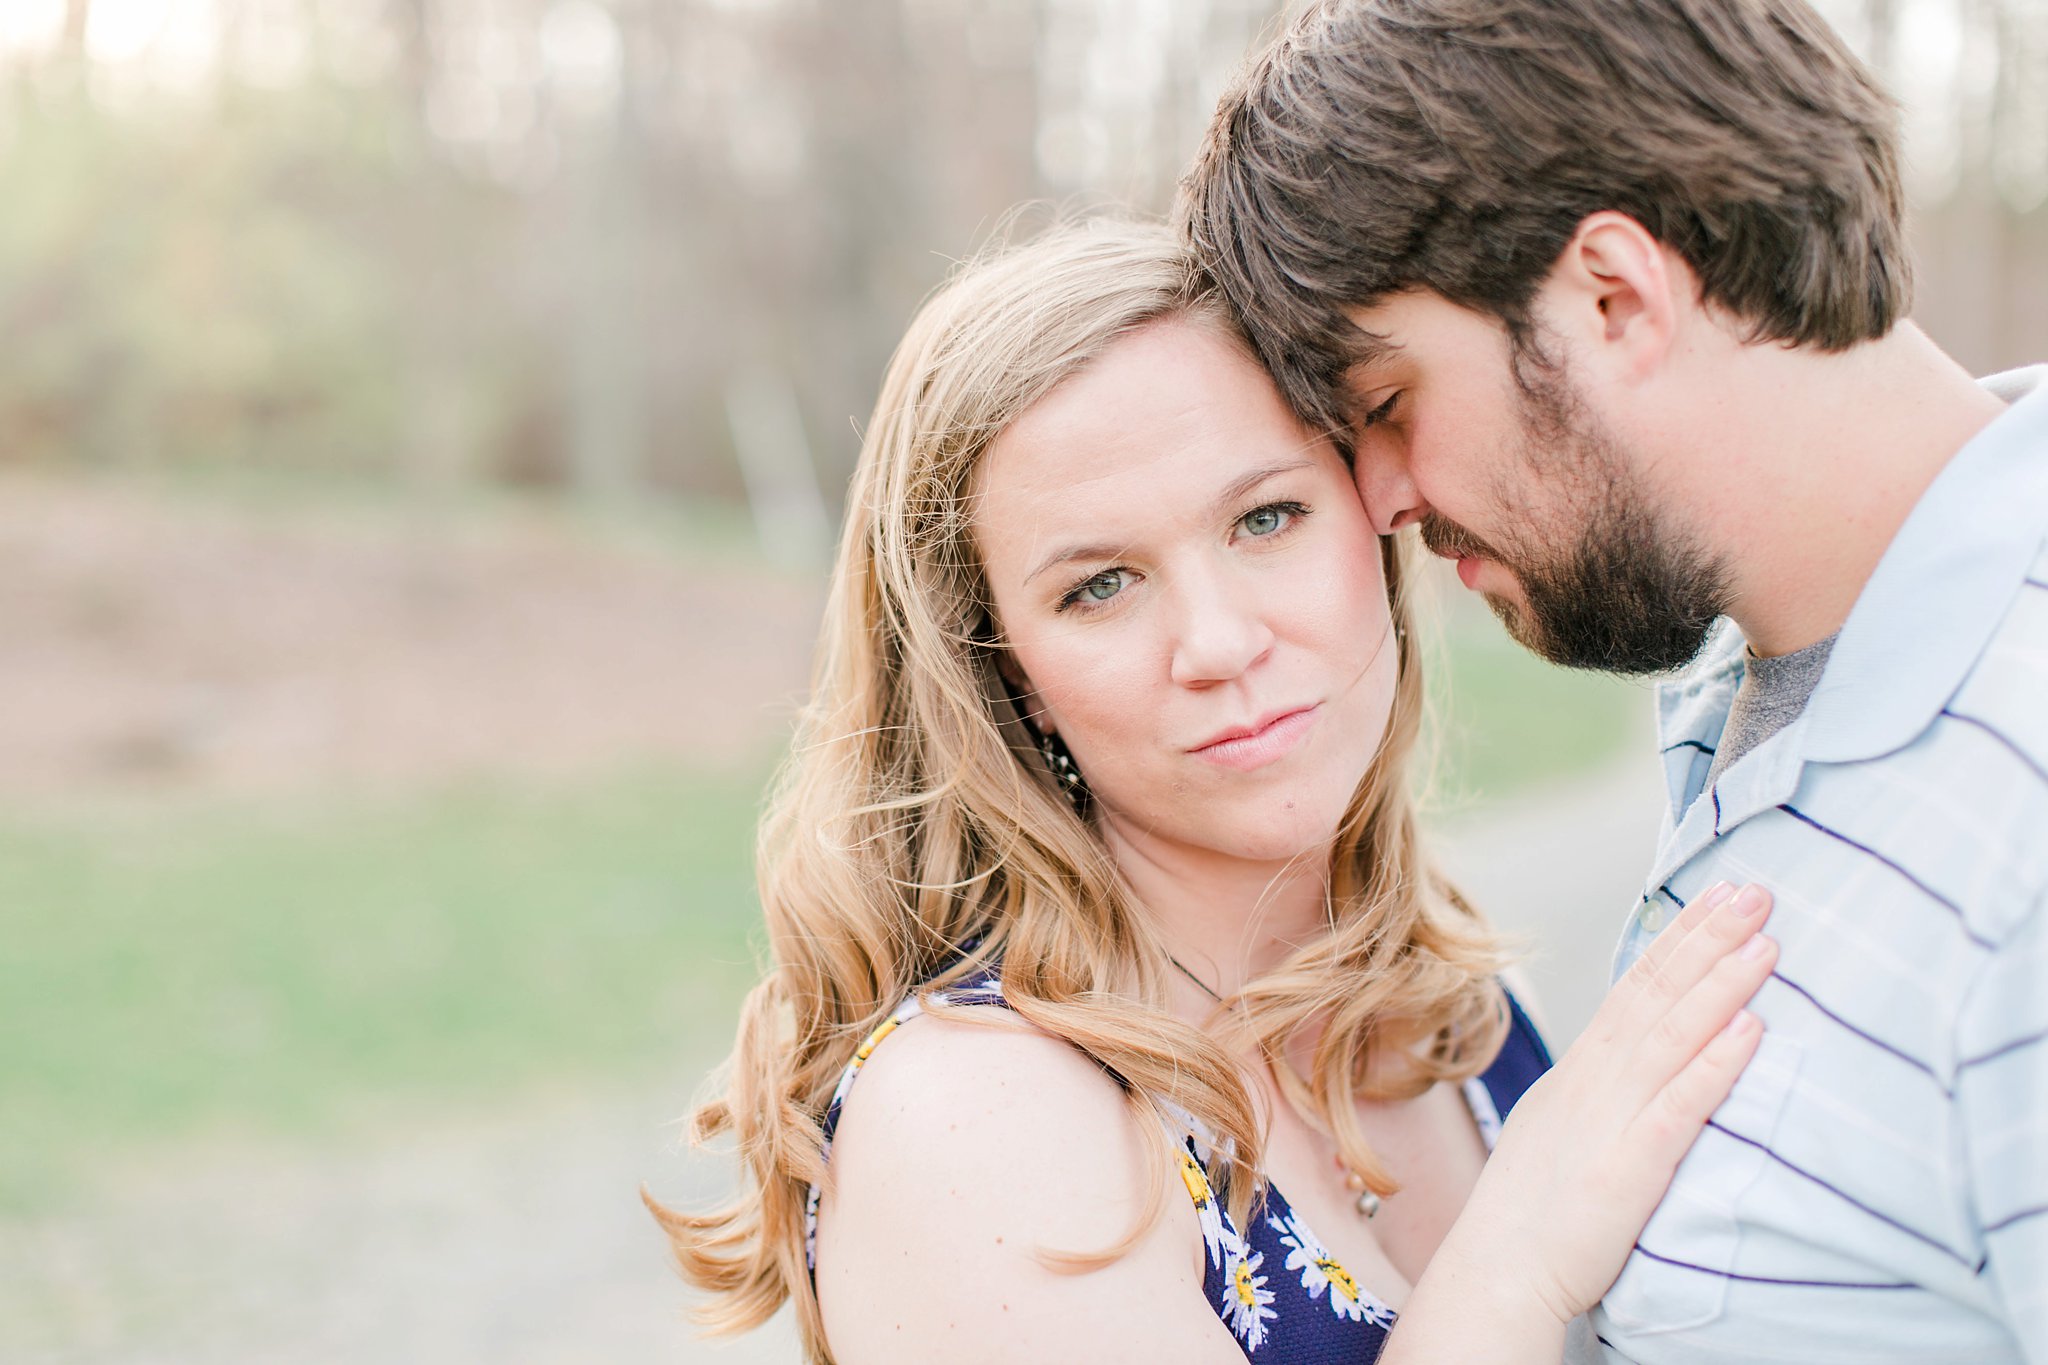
[[1020, 460, 1317, 587], [1345, 328, 1405, 376]]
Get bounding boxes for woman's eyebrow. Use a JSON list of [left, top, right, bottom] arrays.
[[1020, 461, 1316, 587], [1210, 460, 1315, 514], [1023, 538, 1132, 586]]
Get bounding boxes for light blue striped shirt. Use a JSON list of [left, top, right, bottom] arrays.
[[1586, 367, 2048, 1364]]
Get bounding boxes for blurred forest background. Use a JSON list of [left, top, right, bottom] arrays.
[[1, 1, 2043, 1361]]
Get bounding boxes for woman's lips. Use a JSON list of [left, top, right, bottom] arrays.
[[1190, 705, 1320, 771]]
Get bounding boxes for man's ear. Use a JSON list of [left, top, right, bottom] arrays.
[[1539, 211, 1683, 382]]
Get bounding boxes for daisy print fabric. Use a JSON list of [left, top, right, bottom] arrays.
[[1179, 1148, 1235, 1271], [1173, 1122, 1399, 1360], [1219, 1243, 1279, 1351], [1269, 1206, 1397, 1329], [1181, 1143, 1400, 1360]]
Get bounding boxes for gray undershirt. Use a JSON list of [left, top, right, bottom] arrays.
[[1702, 632, 1839, 788]]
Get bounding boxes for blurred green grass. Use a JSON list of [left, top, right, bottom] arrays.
[[0, 619, 1641, 1215], [0, 765, 770, 1212], [1426, 618, 1645, 807]]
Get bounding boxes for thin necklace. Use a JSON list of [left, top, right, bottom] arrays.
[[1165, 948, 1383, 1221], [1164, 951, 1224, 1003]]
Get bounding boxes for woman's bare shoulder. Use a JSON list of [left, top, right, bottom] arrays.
[[820, 1003, 1141, 1221], [813, 1005, 1236, 1364]]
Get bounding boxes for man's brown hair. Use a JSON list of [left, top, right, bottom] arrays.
[[1180, 0, 1912, 437]]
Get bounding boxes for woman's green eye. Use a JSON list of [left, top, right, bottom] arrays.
[[1082, 572, 1124, 601], [1242, 506, 1286, 536], [1056, 568, 1133, 613]]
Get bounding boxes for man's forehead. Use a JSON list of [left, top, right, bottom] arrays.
[[1336, 301, 1411, 376]]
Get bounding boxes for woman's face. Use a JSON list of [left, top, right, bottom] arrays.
[[975, 316, 1400, 868]]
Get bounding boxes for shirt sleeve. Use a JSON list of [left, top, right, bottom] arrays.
[[1958, 886, 2048, 1362]]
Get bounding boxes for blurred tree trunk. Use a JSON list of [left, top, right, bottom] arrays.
[[1951, 0, 2019, 372], [561, 0, 654, 502], [764, 0, 1043, 491], [388, 0, 434, 124], [379, 0, 486, 492], [60, 0, 92, 63], [1862, 0, 1895, 87]]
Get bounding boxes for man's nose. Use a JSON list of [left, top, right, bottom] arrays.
[[1352, 450, 1426, 536]]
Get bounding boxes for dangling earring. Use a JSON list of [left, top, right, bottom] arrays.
[[1037, 729, 1088, 809]]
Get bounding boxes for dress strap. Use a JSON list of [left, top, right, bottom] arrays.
[[803, 968, 1006, 1275]]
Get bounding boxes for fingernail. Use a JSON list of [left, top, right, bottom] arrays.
[[1741, 933, 1774, 961], [1732, 886, 1769, 917], [1695, 881, 1735, 910], [1722, 1009, 1759, 1038]]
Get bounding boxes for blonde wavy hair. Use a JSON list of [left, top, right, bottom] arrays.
[[647, 219, 1507, 1363]]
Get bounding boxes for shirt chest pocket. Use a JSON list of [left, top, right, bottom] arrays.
[[1598, 1032, 1806, 1335]]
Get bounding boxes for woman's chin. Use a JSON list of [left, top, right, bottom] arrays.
[[1228, 831, 1343, 865], [1229, 789, 1365, 858], [1158, 812, 1348, 867]]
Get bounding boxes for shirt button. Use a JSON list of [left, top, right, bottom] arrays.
[[1638, 903, 1665, 933]]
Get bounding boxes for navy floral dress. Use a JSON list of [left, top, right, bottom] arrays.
[[805, 968, 1552, 1362]]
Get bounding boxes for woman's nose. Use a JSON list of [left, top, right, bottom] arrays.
[[1168, 576, 1276, 686]]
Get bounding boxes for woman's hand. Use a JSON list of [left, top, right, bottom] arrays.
[[1382, 882, 1775, 1362]]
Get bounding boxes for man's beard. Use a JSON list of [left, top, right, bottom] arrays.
[[1420, 375, 1727, 675]]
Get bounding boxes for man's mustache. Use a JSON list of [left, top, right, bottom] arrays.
[[1418, 513, 1495, 563]]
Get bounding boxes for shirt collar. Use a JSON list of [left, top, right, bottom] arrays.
[[1654, 619, 1744, 817]]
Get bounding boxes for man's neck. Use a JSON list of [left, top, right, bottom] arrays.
[[1673, 322, 2008, 658]]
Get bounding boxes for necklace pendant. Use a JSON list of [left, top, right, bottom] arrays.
[[1337, 1164, 1379, 1217]]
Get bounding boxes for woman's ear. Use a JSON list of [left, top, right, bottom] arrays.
[[991, 638, 1053, 738]]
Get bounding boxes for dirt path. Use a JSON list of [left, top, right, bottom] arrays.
[[0, 477, 821, 806], [0, 1077, 799, 1365]]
